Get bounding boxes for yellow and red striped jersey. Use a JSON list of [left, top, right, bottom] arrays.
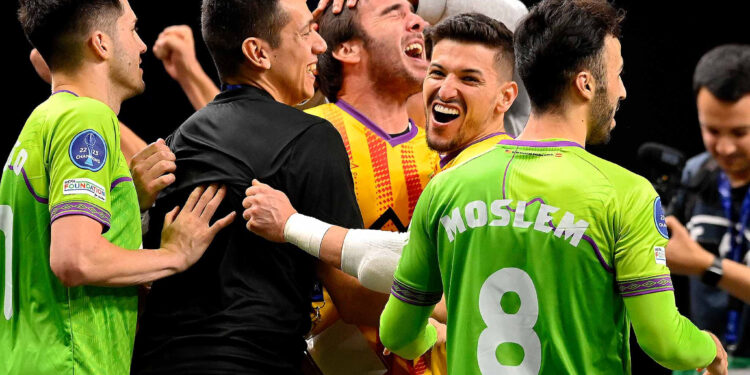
[[306, 101, 440, 232]]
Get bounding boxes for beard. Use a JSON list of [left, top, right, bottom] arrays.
[[363, 34, 423, 97], [587, 86, 617, 145], [111, 46, 145, 100]]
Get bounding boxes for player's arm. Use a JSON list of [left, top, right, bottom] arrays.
[[624, 291, 725, 371], [243, 179, 407, 293], [130, 139, 177, 212], [614, 184, 726, 373], [153, 25, 219, 110], [119, 122, 147, 164], [51, 184, 235, 287], [665, 215, 750, 303], [380, 182, 442, 359]]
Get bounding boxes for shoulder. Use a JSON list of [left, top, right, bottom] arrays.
[[304, 103, 338, 119], [682, 151, 718, 188]]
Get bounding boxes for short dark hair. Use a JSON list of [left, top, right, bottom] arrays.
[[693, 44, 750, 102], [515, 0, 624, 112], [202, 0, 290, 80], [424, 13, 515, 79], [314, 4, 366, 102], [18, 0, 123, 72]]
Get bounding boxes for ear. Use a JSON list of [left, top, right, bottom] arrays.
[[87, 31, 111, 61], [574, 71, 596, 101], [332, 39, 363, 65], [241, 37, 272, 70], [494, 81, 519, 114]]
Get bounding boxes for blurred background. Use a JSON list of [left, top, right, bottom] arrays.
[[4, 0, 750, 373]]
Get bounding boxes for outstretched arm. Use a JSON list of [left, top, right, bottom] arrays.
[[666, 215, 750, 304], [242, 179, 406, 293]]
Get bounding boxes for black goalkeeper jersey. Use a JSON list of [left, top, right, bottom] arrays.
[[131, 85, 363, 374]]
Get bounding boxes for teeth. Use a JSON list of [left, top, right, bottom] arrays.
[[307, 63, 317, 75], [434, 104, 459, 116], [405, 43, 423, 56]]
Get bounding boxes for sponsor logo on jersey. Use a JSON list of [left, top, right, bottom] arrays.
[[63, 178, 106, 202], [654, 246, 667, 265], [69, 129, 107, 172], [653, 196, 669, 239]]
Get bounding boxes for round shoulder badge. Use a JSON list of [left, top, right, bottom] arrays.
[[653, 196, 669, 239], [69, 129, 107, 172]]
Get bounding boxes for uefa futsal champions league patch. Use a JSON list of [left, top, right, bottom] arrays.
[[653, 196, 669, 239], [69, 129, 107, 172]]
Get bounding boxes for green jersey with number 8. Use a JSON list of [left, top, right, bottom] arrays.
[[0, 91, 141, 374], [386, 139, 711, 374]]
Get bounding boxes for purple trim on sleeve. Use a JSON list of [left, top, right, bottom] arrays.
[[51, 90, 79, 97], [440, 132, 509, 169], [110, 177, 133, 190], [335, 100, 418, 147], [50, 201, 111, 232], [618, 275, 674, 297], [7, 166, 49, 204], [499, 139, 584, 149], [390, 278, 442, 307]]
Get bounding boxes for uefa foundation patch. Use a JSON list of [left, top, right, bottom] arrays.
[[69, 129, 107, 172], [653, 197, 669, 239], [63, 178, 106, 202]]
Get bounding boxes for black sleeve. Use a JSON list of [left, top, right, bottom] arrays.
[[279, 121, 364, 230]]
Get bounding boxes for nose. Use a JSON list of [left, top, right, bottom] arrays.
[[407, 12, 428, 33], [437, 76, 458, 102], [311, 30, 327, 55], [716, 136, 737, 156], [619, 77, 627, 101]]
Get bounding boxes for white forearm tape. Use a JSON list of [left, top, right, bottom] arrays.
[[341, 230, 409, 293], [283, 213, 332, 258]]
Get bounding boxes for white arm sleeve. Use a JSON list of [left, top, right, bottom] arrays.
[[341, 229, 409, 293]]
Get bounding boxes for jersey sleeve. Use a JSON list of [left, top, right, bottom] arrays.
[[613, 179, 672, 297], [46, 102, 120, 233], [380, 181, 442, 359], [625, 290, 716, 369], [392, 180, 443, 304]]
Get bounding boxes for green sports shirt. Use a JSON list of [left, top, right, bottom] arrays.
[[0, 91, 141, 374], [380, 139, 716, 374]]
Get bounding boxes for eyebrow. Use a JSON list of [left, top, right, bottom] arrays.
[[299, 18, 314, 31], [379, 3, 405, 16], [429, 63, 483, 75]]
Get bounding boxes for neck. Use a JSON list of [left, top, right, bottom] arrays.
[[51, 67, 123, 114], [225, 72, 296, 106], [338, 75, 413, 134], [516, 105, 588, 147], [727, 171, 750, 188]]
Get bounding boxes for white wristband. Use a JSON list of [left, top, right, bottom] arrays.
[[283, 213, 332, 258]]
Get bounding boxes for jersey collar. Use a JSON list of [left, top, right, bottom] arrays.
[[335, 100, 418, 147]]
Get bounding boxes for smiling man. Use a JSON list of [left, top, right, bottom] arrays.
[[129, 0, 364, 374]]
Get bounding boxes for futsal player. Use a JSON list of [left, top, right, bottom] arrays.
[[2, 1, 234, 374], [379, 0, 728, 373]]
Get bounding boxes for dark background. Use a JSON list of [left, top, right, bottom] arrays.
[[4, 0, 749, 373]]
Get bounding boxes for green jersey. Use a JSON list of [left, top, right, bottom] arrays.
[[0, 91, 141, 374], [390, 139, 681, 374]]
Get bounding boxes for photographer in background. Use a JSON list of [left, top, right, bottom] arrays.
[[667, 44, 750, 373]]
